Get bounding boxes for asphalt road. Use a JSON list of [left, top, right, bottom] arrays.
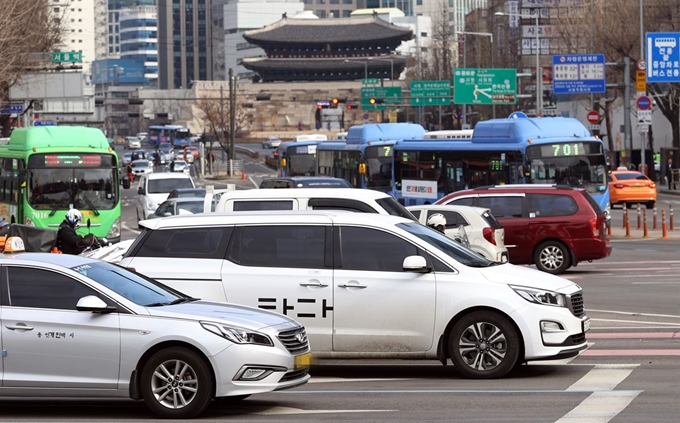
[[96, 145, 680, 422]]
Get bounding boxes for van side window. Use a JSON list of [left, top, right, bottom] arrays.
[[236, 225, 325, 268], [308, 198, 377, 213], [135, 227, 232, 259], [527, 194, 578, 217], [477, 196, 524, 219], [233, 200, 293, 211], [445, 197, 476, 207], [340, 227, 418, 272]]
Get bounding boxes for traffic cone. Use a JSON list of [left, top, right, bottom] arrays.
[[241, 170, 247, 180]]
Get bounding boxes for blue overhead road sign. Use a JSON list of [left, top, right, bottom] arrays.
[[646, 32, 680, 83], [0, 104, 23, 114], [34, 121, 57, 127], [552, 54, 606, 94]]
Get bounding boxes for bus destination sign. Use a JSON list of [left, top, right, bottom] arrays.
[[44, 155, 103, 167]]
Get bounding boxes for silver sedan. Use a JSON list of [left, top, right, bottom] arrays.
[[0, 253, 310, 418]]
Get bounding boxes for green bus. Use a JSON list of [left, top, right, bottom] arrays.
[[0, 126, 129, 243]]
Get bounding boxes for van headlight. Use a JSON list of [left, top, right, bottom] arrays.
[[510, 285, 567, 308], [200, 322, 273, 346]]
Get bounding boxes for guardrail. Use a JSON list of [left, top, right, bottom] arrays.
[[234, 146, 259, 160], [204, 159, 244, 177], [264, 157, 277, 170]]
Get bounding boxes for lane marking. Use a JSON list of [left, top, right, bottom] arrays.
[[309, 377, 410, 384], [567, 364, 638, 391], [283, 389, 641, 394], [592, 319, 680, 326], [247, 175, 259, 189], [587, 332, 679, 339], [122, 223, 141, 235], [253, 406, 395, 415], [579, 260, 680, 265], [554, 391, 641, 423], [581, 349, 680, 356], [592, 326, 680, 330], [587, 309, 680, 319]]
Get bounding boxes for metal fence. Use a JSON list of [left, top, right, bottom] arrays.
[[202, 159, 244, 177]]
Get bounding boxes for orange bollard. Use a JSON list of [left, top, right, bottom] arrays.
[[241, 170, 247, 180], [670, 204, 674, 231], [636, 203, 642, 230], [622, 207, 627, 229], [625, 209, 631, 238], [608, 220, 612, 236], [653, 204, 658, 230], [643, 208, 648, 238], [662, 209, 668, 239]]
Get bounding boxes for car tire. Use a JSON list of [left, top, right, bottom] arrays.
[[448, 311, 520, 379], [140, 347, 214, 419], [534, 240, 570, 274]]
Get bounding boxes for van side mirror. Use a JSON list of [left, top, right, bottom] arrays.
[[122, 177, 131, 189], [403, 255, 431, 273], [137, 186, 145, 195]]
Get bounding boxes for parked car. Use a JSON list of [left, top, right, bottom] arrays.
[[407, 205, 509, 263], [259, 177, 352, 189], [608, 170, 656, 209], [130, 159, 153, 177], [124, 136, 141, 150], [137, 172, 195, 223], [167, 187, 207, 199], [149, 198, 215, 218], [262, 137, 282, 149], [120, 211, 590, 379], [0, 251, 309, 418], [435, 185, 611, 274]]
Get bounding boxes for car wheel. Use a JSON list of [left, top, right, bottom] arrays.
[[448, 311, 520, 379], [140, 347, 214, 419], [646, 201, 655, 209], [534, 241, 570, 274]]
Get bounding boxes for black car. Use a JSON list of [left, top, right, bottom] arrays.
[[259, 177, 352, 189]]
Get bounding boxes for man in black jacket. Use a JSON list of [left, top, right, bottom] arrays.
[[57, 209, 94, 254]]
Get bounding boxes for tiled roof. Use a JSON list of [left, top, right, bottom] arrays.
[[242, 56, 408, 71], [243, 16, 413, 44]]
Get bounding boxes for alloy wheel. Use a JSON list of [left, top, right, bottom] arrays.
[[150, 359, 199, 409]]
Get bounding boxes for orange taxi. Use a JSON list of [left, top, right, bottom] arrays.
[[183, 145, 200, 160], [609, 170, 656, 209]]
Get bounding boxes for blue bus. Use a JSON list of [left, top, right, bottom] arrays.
[[392, 117, 610, 209], [277, 135, 329, 177], [148, 125, 191, 148], [316, 123, 426, 190]]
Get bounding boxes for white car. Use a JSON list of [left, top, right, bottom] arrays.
[[0, 250, 310, 418], [407, 205, 509, 263], [136, 173, 195, 225], [130, 159, 153, 177], [120, 211, 589, 379], [136, 132, 149, 142], [262, 137, 282, 149], [124, 136, 141, 150]]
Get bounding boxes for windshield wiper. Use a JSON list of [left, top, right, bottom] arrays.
[[144, 297, 199, 307], [49, 191, 72, 217], [76, 186, 100, 216]]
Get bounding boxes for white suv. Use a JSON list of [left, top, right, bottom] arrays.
[[120, 211, 589, 379], [136, 173, 195, 225]]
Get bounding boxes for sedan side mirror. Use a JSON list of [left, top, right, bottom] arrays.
[[403, 255, 431, 273], [137, 186, 145, 195], [76, 295, 117, 314]]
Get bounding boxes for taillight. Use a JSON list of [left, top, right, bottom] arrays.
[[613, 183, 625, 188], [648, 183, 656, 188], [589, 217, 600, 237], [483, 227, 496, 245]]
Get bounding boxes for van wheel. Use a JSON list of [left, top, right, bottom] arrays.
[[448, 311, 520, 379], [140, 347, 213, 419], [534, 241, 570, 274]]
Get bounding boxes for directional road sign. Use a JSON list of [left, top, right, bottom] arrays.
[[51, 51, 82, 63], [552, 54, 606, 94], [361, 86, 402, 110], [0, 104, 23, 115], [410, 80, 451, 106], [453, 68, 517, 105], [645, 32, 680, 83], [34, 121, 57, 127]]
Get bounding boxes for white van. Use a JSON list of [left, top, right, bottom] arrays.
[[206, 188, 418, 220], [120, 211, 589, 379]]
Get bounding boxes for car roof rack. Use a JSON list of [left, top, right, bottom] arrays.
[[473, 184, 574, 191]]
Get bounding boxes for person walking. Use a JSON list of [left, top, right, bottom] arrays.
[[668, 158, 674, 190]]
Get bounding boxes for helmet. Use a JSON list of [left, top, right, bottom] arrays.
[[65, 209, 83, 225], [427, 213, 446, 230]]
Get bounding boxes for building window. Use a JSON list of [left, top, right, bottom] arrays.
[[343, 0, 353, 3], [53, 7, 59, 12], [342, 10, 351, 17], [316, 10, 326, 17], [330, 0, 339, 3], [317, 0, 325, 3], [417, 0, 422, 4]]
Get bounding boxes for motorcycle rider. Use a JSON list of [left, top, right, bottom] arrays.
[[426, 213, 447, 234], [57, 209, 94, 255]]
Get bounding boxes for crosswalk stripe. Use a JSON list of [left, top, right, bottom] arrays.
[[554, 391, 641, 423]]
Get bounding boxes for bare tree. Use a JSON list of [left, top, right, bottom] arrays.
[[0, 0, 63, 135]]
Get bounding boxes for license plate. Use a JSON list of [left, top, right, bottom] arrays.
[[582, 318, 591, 333], [294, 352, 312, 369]]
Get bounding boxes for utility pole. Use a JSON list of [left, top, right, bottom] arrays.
[[229, 68, 236, 177], [219, 82, 225, 176], [624, 57, 632, 164]]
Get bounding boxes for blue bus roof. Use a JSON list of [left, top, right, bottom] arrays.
[[346, 123, 426, 144], [471, 117, 594, 143], [395, 139, 527, 152]]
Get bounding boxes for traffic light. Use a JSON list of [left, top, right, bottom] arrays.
[[331, 98, 339, 106], [369, 98, 384, 105], [346, 104, 355, 109]]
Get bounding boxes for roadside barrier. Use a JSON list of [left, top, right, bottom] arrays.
[[670, 204, 674, 231], [625, 208, 631, 238], [653, 204, 658, 230], [662, 209, 668, 239], [643, 208, 648, 238], [622, 207, 627, 229], [636, 203, 642, 230]]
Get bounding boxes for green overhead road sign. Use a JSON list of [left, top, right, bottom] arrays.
[[361, 86, 402, 110], [410, 80, 451, 106], [454, 68, 517, 105], [51, 51, 82, 63], [362, 78, 381, 86]]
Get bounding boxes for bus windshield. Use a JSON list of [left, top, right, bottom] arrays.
[[526, 141, 607, 194], [27, 154, 117, 211], [364, 145, 393, 191]]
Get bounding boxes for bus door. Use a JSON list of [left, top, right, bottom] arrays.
[[443, 160, 466, 193]]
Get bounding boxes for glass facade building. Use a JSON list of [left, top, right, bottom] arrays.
[[119, 6, 158, 86]]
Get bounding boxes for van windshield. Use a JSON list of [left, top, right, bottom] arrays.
[[397, 222, 498, 267], [376, 197, 418, 221]]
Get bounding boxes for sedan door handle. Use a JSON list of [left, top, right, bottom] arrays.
[[299, 281, 329, 287], [337, 283, 368, 289], [5, 324, 34, 331]]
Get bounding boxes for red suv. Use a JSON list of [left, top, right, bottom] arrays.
[[436, 185, 612, 274]]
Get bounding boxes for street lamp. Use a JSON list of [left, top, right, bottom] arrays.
[[495, 11, 541, 113], [344, 59, 368, 79], [367, 57, 394, 86]]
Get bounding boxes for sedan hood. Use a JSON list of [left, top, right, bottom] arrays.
[[478, 263, 578, 293], [146, 300, 299, 331]]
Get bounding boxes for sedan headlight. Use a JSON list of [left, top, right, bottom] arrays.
[[510, 285, 567, 308], [200, 322, 274, 346]]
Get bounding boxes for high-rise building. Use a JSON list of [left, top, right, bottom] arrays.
[[302, 0, 363, 19], [120, 6, 158, 87], [51, 0, 97, 73], [158, 0, 213, 89], [365, 0, 413, 16], [451, 0, 487, 34], [105, 0, 157, 58]]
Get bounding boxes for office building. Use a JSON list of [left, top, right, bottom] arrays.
[[119, 6, 159, 86], [158, 0, 213, 89], [50, 0, 97, 73]]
